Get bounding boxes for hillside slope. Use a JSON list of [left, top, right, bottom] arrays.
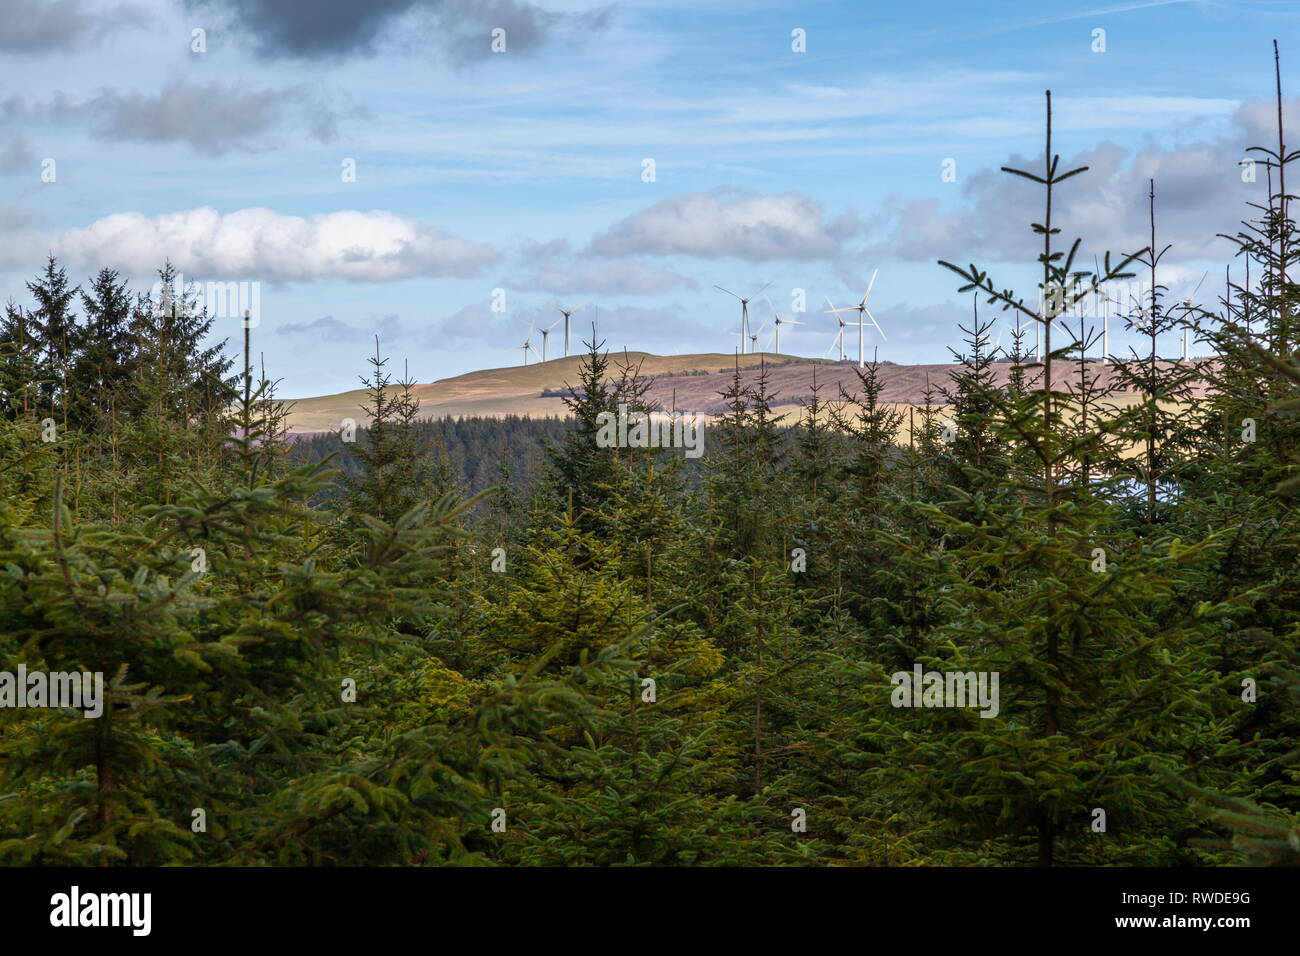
[[283, 352, 1212, 433]]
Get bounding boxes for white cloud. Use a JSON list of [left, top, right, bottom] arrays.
[[588, 188, 861, 262], [51, 206, 500, 281]]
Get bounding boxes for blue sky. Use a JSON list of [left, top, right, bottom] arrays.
[[1, 0, 1298, 396]]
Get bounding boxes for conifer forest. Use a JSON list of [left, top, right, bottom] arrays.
[[0, 4, 1297, 931]]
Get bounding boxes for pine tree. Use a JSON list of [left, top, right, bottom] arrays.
[[939, 295, 1006, 493], [344, 341, 434, 527], [544, 331, 625, 533], [0, 300, 37, 420], [71, 268, 135, 431], [25, 256, 79, 424]]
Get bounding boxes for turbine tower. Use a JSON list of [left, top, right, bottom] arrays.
[[1099, 289, 1119, 364], [1035, 288, 1044, 361], [715, 282, 769, 355], [824, 271, 886, 367], [515, 321, 535, 366], [536, 318, 561, 362], [543, 299, 592, 357], [823, 300, 857, 362], [748, 321, 767, 354], [1179, 272, 1208, 363], [764, 295, 803, 354]]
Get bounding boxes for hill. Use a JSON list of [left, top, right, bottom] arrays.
[[282, 352, 1213, 434]]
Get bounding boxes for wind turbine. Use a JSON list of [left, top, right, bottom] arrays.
[[543, 299, 592, 357], [1178, 271, 1209, 362], [823, 298, 857, 361], [1034, 288, 1049, 360], [748, 321, 767, 354], [515, 321, 535, 366], [1038, 284, 1078, 350], [824, 270, 886, 367], [535, 318, 562, 362], [715, 282, 769, 355], [1096, 290, 1109, 364], [764, 295, 803, 354]]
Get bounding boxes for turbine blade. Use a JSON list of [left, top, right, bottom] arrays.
[[863, 307, 887, 342], [861, 269, 877, 305]]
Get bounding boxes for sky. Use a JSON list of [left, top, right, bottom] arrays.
[[1, 0, 1299, 396]]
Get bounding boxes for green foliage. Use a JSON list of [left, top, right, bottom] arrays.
[[3, 68, 1300, 868]]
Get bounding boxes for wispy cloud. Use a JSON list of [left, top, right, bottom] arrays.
[[3, 79, 363, 153], [0, 0, 147, 52]]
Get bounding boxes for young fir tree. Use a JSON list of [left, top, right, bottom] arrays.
[[128, 263, 236, 427], [71, 267, 136, 432], [544, 329, 627, 535], [826, 356, 905, 633], [1169, 46, 1300, 863], [1104, 180, 1206, 523], [901, 90, 1249, 867], [939, 295, 1007, 494], [25, 256, 80, 425], [0, 300, 40, 420], [343, 341, 434, 527]]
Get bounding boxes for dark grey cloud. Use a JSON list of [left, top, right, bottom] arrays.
[[188, 0, 609, 62], [187, 0, 421, 58], [0, 0, 147, 53]]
